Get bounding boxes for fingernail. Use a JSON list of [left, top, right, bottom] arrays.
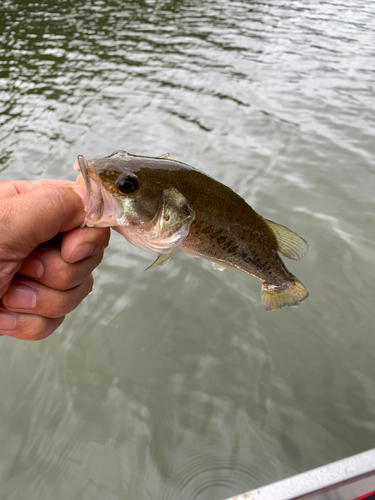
[[68, 243, 100, 263], [0, 311, 17, 331], [20, 256, 44, 279], [3, 285, 37, 310]]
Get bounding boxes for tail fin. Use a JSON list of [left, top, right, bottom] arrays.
[[261, 279, 309, 311]]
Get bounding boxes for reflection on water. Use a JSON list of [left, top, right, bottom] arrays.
[[1, 0, 375, 499]]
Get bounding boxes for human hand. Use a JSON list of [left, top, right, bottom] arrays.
[[0, 179, 110, 340]]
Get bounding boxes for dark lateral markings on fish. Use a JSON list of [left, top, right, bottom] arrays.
[[73, 150, 309, 311]]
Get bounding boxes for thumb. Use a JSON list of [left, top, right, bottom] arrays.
[[0, 184, 86, 261]]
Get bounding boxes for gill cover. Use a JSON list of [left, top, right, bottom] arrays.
[[115, 187, 195, 268]]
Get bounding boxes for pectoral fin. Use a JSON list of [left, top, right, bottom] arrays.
[[145, 252, 174, 271], [264, 219, 308, 261], [158, 188, 195, 238]]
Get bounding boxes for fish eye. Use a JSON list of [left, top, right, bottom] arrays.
[[116, 175, 139, 194]]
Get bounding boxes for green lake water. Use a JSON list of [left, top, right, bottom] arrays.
[[1, 1, 375, 498]]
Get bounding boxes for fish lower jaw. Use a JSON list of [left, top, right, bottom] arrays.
[[114, 226, 182, 255]]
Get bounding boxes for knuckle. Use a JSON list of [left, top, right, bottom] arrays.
[[98, 227, 111, 246], [51, 257, 78, 290], [56, 256, 96, 291], [42, 291, 70, 318], [49, 280, 91, 318], [83, 275, 94, 299], [0, 260, 21, 280], [32, 316, 65, 340], [4, 315, 64, 341], [49, 297, 66, 319], [0, 261, 22, 295], [0, 200, 26, 257], [57, 266, 75, 290]]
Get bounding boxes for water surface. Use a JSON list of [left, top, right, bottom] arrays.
[[1, 1, 375, 499]]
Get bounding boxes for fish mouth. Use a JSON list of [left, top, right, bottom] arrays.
[[74, 155, 105, 225]]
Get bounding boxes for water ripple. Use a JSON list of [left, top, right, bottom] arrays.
[[1, 1, 375, 499]]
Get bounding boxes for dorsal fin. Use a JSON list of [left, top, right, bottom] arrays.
[[158, 153, 170, 159], [264, 219, 308, 261]]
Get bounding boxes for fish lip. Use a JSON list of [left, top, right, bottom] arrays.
[[75, 155, 104, 224], [76, 155, 91, 197]]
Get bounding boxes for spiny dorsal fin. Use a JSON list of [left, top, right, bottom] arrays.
[[158, 153, 170, 159], [264, 219, 308, 261], [144, 252, 174, 271]]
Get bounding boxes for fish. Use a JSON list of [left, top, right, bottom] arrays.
[[73, 150, 309, 311]]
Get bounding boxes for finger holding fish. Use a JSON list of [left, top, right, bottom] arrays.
[[2, 275, 93, 318], [19, 244, 105, 291]]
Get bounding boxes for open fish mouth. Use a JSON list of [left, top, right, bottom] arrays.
[[73, 155, 110, 226]]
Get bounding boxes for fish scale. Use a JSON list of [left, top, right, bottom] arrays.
[[74, 151, 309, 311]]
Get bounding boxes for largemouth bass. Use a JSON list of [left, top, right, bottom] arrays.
[[74, 151, 309, 311]]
